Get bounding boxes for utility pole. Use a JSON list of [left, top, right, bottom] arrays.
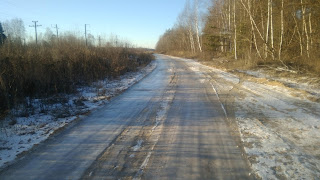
[[85, 24, 89, 46], [98, 36, 101, 47], [29, 21, 42, 44], [53, 24, 59, 39]]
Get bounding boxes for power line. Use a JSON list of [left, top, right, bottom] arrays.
[[29, 21, 41, 44]]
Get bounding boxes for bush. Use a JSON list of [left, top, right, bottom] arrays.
[[0, 35, 153, 115]]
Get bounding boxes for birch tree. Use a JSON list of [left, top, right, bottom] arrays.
[[156, 0, 320, 71], [194, 0, 203, 52], [233, 0, 237, 59], [278, 0, 284, 61], [186, 0, 196, 53]]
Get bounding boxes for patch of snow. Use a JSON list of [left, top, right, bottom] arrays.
[[152, 88, 175, 131], [129, 154, 135, 158], [235, 82, 320, 179], [198, 79, 205, 84], [236, 116, 319, 179], [241, 69, 320, 101], [228, 70, 320, 179], [132, 140, 143, 151], [210, 83, 228, 119]]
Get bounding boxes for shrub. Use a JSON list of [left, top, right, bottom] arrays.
[[0, 35, 153, 116]]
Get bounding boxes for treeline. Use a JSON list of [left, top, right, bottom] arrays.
[[0, 20, 153, 115], [156, 0, 320, 71]]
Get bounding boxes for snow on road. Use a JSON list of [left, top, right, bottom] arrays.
[[0, 62, 156, 169], [133, 67, 176, 180], [172, 55, 320, 179]]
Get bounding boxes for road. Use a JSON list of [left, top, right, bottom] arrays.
[[0, 55, 252, 180]]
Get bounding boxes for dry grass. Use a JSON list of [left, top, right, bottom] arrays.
[[161, 51, 258, 71], [161, 49, 320, 77], [0, 35, 154, 116]]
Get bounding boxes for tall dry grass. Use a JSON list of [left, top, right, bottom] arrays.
[[0, 35, 153, 116]]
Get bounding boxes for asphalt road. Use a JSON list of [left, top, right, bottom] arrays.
[[0, 55, 252, 180]]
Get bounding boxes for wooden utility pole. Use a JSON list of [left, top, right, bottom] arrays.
[[85, 24, 89, 46], [53, 24, 59, 39], [29, 21, 42, 44]]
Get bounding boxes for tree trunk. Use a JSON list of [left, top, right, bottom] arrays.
[[265, 0, 270, 59], [301, 0, 310, 58], [189, 28, 195, 53], [233, 0, 237, 59], [248, 0, 262, 59], [309, 12, 313, 48], [240, 0, 263, 59], [228, 0, 231, 31], [270, 0, 275, 60], [279, 0, 284, 61], [293, 13, 303, 56], [194, 0, 202, 53], [240, 0, 264, 40]]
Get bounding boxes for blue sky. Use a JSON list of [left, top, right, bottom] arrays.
[[0, 0, 187, 48]]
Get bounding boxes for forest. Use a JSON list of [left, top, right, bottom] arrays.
[[156, 0, 320, 72]]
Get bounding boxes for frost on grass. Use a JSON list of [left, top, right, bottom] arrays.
[[235, 83, 320, 179], [0, 62, 156, 169], [230, 70, 320, 179]]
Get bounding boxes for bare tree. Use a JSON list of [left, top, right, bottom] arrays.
[[194, 0, 203, 52], [233, 0, 237, 59], [2, 18, 25, 41], [240, 0, 263, 59], [293, 12, 303, 56], [265, 0, 271, 59], [270, 0, 275, 60], [156, 0, 320, 71], [279, 0, 284, 61], [44, 27, 54, 42], [186, 0, 196, 53], [308, 10, 313, 48], [301, 0, 310, 58]]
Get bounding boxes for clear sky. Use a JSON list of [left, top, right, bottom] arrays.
[[0, 0, 187, 48]]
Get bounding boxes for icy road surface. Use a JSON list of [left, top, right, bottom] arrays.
[[170, 56, 320, 179], [0, 55, 252, 179]]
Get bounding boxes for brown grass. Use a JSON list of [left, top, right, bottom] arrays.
[[0, 35, 154, 116]]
